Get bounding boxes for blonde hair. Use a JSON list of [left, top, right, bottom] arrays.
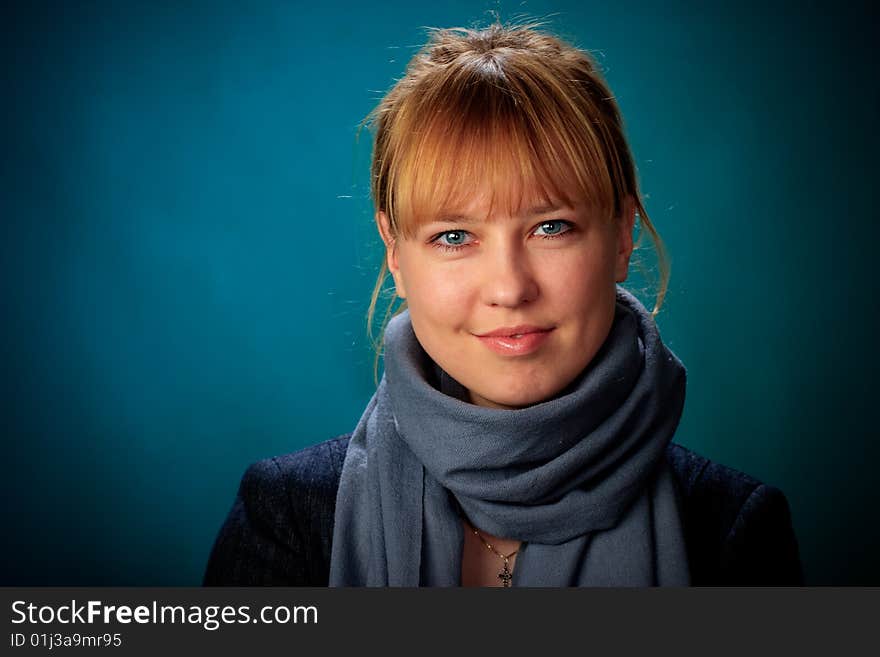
[[364, 21, 670, 361]]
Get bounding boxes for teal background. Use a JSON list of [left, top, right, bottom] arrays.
[[2, 0, 876, 585]]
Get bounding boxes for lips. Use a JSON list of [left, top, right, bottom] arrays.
[[474, 325, 554, 356]]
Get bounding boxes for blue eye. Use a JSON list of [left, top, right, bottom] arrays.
[[441, 231, 468, 245], [533, 220, 572, 237], [432, 230, 473, 249]]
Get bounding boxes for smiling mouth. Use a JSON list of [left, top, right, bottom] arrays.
[[474, 327, 555, 356], [475, 325, 554, 338]]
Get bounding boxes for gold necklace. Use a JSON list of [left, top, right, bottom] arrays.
[[468, 523, 519, 587]]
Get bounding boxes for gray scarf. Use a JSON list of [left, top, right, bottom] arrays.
[[329, 286, 690, 586]]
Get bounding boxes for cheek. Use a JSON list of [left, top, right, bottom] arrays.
[[539, 249, 615, 309], [399, 256, 473, 327]]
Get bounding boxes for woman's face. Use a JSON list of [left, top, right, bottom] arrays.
[[380, 188, 635, 410]]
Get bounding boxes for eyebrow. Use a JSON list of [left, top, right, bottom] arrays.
[[433, 204, 567, 224]]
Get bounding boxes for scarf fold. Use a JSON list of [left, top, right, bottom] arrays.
[[330, 286, 690, 586]]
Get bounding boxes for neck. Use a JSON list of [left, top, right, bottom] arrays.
[[461, 519, 522, 587], [464, 519, 521, 555]]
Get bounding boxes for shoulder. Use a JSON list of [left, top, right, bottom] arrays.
[[235, 435, 349, 540], [666, 443, 803, 585], [264, 434, 350, 494], [203, 435, 349, 586]]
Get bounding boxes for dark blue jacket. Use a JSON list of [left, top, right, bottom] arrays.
[[203, 435, 803, 586]]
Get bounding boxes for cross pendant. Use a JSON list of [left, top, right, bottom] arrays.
[[498, 561, 513, 587]]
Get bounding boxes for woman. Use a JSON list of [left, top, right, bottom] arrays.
[[204, 22, 802, 586]]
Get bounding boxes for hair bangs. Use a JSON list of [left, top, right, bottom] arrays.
[[385, 66, 618, 237]]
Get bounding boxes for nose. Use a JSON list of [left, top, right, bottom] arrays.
[[480, 246, 539, 308]]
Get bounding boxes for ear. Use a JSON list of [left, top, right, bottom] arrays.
[[614, 196, 637, 283], [376, 211, 407, 299]]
